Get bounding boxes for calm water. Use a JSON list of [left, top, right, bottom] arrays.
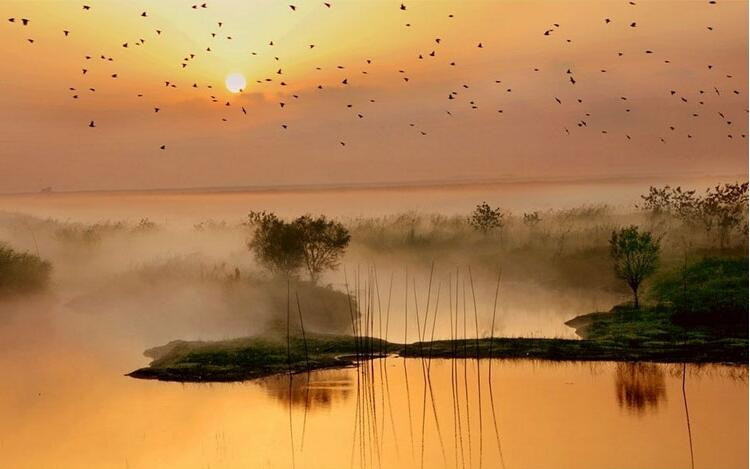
[[0, 181, 747, 468], [0, 297, 746, 469]]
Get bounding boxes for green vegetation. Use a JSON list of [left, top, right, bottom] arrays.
[[0, 243, 51, 296], [609, 226, 661, 308], [130, 252, 747, 382], [402, 334, 747, 363], [247, 212, 350, 282], [130, 321, 747, 382], [128, 334, 395, 382], [652, 257, 748, 332]]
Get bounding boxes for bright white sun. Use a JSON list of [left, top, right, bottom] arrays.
[[225, 73, 246, 93]]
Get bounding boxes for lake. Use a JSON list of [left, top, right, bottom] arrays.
[[0, 296, 746, 469], [0, 180, 746, 468]]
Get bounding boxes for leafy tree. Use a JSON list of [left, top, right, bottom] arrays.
[[698, 182, 748, 249], [469, 202, 503, 233], [247, 212, 305, 277], [639, 182, 748, 248], [639, 185, 701, 223], [609, 226, 660, 308], [247, 212, 350, 281], [295, 215, 350, 283]]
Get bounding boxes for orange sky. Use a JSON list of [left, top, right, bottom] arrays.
[[0, 0, 747, 193]]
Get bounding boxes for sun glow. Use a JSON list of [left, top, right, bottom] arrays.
[[225, 73, 246, 93]]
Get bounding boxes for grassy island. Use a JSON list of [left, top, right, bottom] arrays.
[[129, 257, 748, 382]]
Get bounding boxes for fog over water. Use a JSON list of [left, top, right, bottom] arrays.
[[0, 180, 746, 469]]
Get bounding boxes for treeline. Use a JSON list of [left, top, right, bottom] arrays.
[[639, 182, 748, 249]]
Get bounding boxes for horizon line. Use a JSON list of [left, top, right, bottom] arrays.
[[1, 172, 747, 197]]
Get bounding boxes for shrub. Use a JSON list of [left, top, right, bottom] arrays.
[[0, 243, 52, 296], [652, 257, 748, 328], [468, 202, 503, 233]]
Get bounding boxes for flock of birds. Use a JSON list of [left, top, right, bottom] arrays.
[[5, 1, 748, 152]]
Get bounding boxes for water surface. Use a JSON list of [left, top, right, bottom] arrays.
[[0, 298, 746, 469]]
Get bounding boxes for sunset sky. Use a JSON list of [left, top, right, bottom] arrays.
[[0, 0, 747, 193]]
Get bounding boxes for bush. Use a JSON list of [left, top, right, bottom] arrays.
[[468, 202, 503, 233], [0, 243, 52, 296], [652, 257, 748, 328]]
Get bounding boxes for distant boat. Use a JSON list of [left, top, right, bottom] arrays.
[[40, 186, 53, 193]]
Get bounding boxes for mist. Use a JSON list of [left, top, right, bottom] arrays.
[[2, 180, 743, 355]]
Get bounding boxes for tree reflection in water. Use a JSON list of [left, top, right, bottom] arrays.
[[259, 369, 353, 409], [614, 363, 667, 414]]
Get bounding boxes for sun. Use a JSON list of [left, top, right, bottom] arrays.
[[225, 73, 246, 93]]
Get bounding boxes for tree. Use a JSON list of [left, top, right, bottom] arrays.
[[638, 182, 749, 249], [698, 182, 748, 249], [469, 202, 503, 233], [247, 212, 305, 277], [294, 215, 350, 283], [639, 185, 700, 223], [247, 212, 350, 282], [609, 226, 660, 308]]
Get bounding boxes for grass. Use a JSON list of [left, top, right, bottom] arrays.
[[128, 334, 397, 382], [129, 304, 747, 382]]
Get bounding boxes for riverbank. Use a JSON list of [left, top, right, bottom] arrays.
[[128, 335, 397, 382], [128, 305, 747, 382]]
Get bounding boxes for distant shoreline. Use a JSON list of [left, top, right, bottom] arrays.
[[1, 172, 745, 198]]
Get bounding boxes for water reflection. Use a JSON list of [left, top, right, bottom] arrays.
[[258, 369, 354, 409], [247, 359, 746, 469], [0, 319, 747, 469], [614, 363, 667, 414]]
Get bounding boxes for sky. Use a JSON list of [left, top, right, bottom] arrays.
[[0, 0, 747, 193]]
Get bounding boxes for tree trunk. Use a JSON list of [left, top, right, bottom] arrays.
[[631, 285, 639, 309]]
